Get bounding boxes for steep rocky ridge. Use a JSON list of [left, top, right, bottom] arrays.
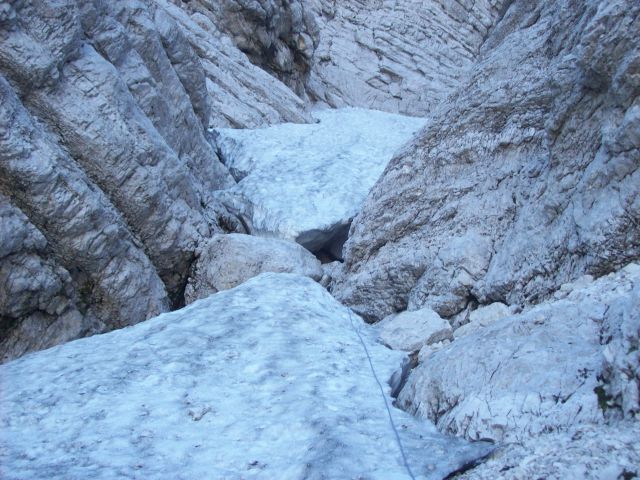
[[334, 0, 640, 323]]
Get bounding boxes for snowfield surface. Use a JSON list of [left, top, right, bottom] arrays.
[[0, 273, 491, 479], [214, 108, 427, 251]]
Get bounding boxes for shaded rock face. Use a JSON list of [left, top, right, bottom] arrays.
[[334, 0, 640, 322], [184, 233, 322, 303], [0, 0, 312, 361], [197, 0, 319, 96]]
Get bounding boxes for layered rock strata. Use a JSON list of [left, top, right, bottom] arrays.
[[0, 0, 311, 360]]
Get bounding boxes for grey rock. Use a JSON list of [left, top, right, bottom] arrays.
[[320, 260, 343, 288], [199, 0, 319, 96], [599, 264, 640, 420], [458, 422, 640, 480], [397, 264, 640, 443], [0, 194, 86, 362], [304, 0, 511, 116], [334, 0, 640, 322], [378, 308, 453, 352], [184, 233, 322, 303], [156, 0, 312, 128], [0, 78, 170, 361], [453, 302, 512, 339]]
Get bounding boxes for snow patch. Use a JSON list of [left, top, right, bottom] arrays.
[[0, 273, 490, 479], [214, 108, 427, 256]]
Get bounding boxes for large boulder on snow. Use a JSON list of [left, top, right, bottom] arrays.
[[397, 264, 640, 443], [0, 273, 492, 479], [185, 233, 322, 303], [215, 108, 426, 257], [333, 0, 640, 322]]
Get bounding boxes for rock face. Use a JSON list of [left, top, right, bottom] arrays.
[[335, 0, 640, 322], [397, 264, 640, 443], [453, 302, 512, 339], [0, 273, 493, 479], [184, 233, 322, 303], [197, 0, 319, 96], [214, 108, 426, 257], [0, 0, 314, 361], [304, 0, 511, 115], [191, 0, 512, 115], [458, 422, 640, 480]]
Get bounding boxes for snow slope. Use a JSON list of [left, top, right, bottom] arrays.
[[0, 273, 491, 479], [214, 108, 427, 254]]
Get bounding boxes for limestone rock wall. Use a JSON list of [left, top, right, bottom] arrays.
[[0, 0, 311, 361], [304, 0, 512, 115], [334, 0, 640, 322]]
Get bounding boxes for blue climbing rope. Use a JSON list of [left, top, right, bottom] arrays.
[[347, 309, 417, 480]]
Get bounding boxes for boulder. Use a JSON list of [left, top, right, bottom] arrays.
[[454, 302, 512, 339], [378, 308, 453, 352], [185, 234, 322, 303]]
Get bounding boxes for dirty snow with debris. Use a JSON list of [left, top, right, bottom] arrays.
[[0, 273, 492, 480]]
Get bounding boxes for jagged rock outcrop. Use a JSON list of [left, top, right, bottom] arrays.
[[189, 0, 319, 96], [0, 273, 493, 479], [0, 194, 87, 362], [458, 422, 640, 480], [184, 0, 513, 115], [0, 0, 313, 361], [398, 264, 640, 443], [398, 265, 640, 478], [334, 0, 640, 323], [184, 233, 322, 303]]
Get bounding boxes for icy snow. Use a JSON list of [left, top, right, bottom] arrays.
[[0, 273, 491, 479], [214, 108, 426, 251]]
